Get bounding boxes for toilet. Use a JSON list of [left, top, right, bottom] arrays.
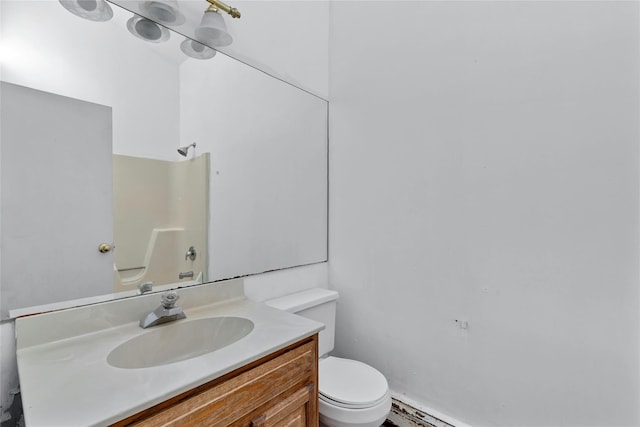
[[265, 288, 391, 427]]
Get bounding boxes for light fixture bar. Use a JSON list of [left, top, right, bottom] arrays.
[[205, 0, 241, 18]]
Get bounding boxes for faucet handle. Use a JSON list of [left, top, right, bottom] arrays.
[[185, 246, 197, 261], [161, 291, 180, 308]]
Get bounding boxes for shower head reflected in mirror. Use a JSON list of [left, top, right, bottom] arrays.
[[177, 142, 196, 157]]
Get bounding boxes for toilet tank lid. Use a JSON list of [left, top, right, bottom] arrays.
[[264, 288, 339, 313]]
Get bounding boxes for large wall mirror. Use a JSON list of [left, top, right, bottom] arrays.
[[0, 0, 328, 319]]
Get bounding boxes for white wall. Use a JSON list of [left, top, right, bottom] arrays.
[[244, 263, 328, 303], [329, 1, 639, 425], [0, 1, 8, 418]]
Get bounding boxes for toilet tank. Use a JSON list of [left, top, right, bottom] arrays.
[[264, 288, 338, 357]]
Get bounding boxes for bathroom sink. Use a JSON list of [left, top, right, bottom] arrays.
[[107, 316, 254, 369]]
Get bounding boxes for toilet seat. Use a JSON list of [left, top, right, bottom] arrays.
[[320, 390, 391, 410], [319, 357, 389, 409]]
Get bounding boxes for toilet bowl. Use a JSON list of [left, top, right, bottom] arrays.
[[318, 356, 391, 427], [265, 289, 391, 427]]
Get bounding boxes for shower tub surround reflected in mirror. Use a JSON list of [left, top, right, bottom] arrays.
[[0, 0, 328, 318], [112, 153, 209, 292]]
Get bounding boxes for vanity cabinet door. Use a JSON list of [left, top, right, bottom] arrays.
[[114, 335, 318, 427], [251, 384, 314, 427]]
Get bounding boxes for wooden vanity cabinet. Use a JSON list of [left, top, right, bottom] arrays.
[[111, 334, 319, 427]]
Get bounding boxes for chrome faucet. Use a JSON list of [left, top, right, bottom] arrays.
[[139, 291, 186, 329]]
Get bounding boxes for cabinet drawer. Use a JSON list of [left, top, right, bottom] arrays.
[[128, 340, 316, 427]]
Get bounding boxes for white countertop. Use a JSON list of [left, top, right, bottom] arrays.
[[15, 280, 323, 427]]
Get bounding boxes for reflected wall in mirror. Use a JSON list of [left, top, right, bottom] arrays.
[[0, 0, 328, 319]]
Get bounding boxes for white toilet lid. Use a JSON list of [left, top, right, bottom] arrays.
[[319, 357, 389, 409]]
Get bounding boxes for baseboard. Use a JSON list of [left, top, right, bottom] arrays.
[[386, 392, 471, 427]]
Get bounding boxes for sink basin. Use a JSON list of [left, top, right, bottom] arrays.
[[107, 316, 254, 369]]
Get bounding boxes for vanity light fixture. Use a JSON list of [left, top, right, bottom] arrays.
[[180, 39, 217, 60], [204, 0, 241, 19], [58, 0, 242, 55], [139, 0, 185, 27], [127, 15, 171, 43], [58, 0, 113, 22], [194, 0, 241, 48]]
